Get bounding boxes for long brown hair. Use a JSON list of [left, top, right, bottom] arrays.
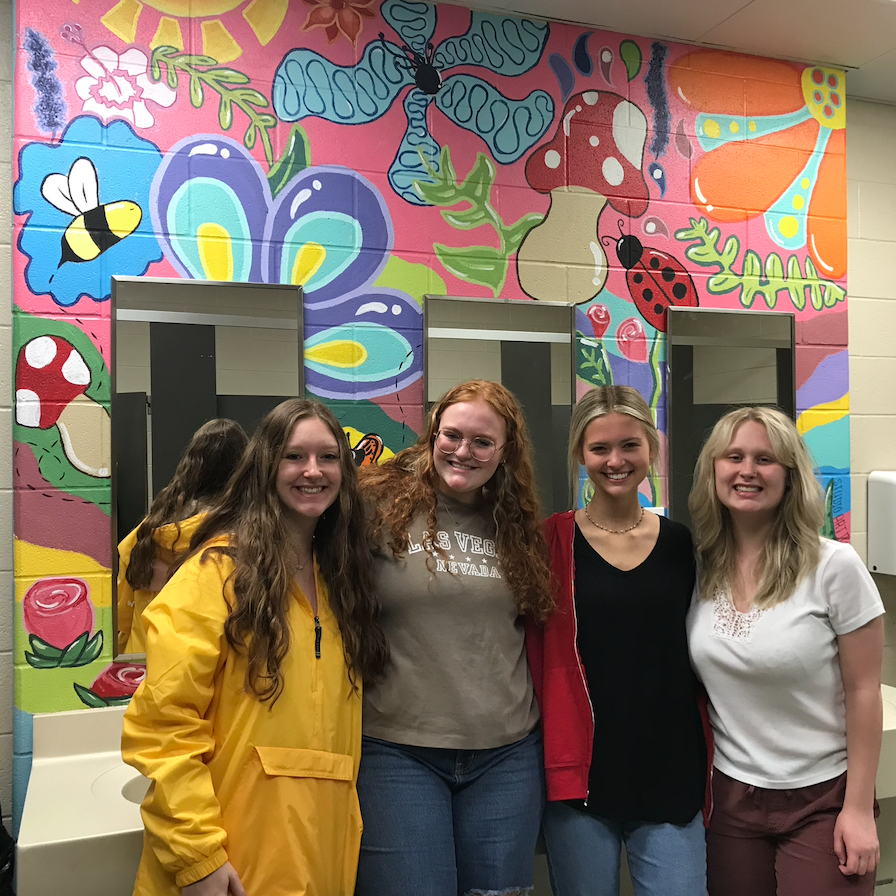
[[186, 399, 388, 702], [689, 406, 824, 608], [361, 380, 553, 622], [126, 418, 248, 590]]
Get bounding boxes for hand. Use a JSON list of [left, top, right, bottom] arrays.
[[181, 862, 247, 896], [833, 806, 880, 876]]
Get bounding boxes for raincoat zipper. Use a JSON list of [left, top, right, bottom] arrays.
[[314, 615, 322, 659]]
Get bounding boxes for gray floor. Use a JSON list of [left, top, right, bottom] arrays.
[[532, 572, 896, 896]]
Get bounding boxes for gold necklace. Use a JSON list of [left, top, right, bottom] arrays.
[[583, 504, 645, 534]]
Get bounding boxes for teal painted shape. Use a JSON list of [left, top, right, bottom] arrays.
[[436, 75, 554, 164], [435, 13, 549, 75], [802, 414, 849, 471], [764, 126, 832, 253], [305, 322, 414, 383], [382, 0, 437, 53], [273, 41, 414, 124], [389, 90, 440, 205], [695, 107, 812, 153], [166, 178, 253, 281], [279, 211, 362, 293]]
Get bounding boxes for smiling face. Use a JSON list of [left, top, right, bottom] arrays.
[[432, 399, 506, 504], [714, 419, 788, 522], [580, 412, 651, 500], [275, 416, 343, 527]]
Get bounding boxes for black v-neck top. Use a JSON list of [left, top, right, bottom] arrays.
[[567, 515, 706, 824]]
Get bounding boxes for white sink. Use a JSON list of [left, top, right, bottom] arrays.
[[17, 706, 147, 896]]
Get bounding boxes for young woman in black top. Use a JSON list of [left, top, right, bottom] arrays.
[[534, 385, 709, 896]]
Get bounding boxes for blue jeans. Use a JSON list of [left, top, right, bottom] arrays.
[[355, 728, 544, 896], [542, 801, 707, 896]]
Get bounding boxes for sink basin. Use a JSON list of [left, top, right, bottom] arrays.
[[17, 707, 146, 896]]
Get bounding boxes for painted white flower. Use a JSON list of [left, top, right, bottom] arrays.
[[75, 46, 176, 129]]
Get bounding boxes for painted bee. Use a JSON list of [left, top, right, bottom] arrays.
[[41, 157, 142, 270]]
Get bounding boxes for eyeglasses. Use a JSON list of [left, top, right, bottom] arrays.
[[434, 429, 504, 462]]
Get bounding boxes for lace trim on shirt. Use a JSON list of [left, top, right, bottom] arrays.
[[712, 590, 767, 643]]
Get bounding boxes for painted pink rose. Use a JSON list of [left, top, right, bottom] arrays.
[[616, 318, 648, 363], [91, 663, 146, 699], [22, 577, 94, 649], [586, 304, 611, 339]]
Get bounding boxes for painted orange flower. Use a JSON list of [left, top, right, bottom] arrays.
[[301, 0, 376, 45], [669, 51, 846, 280]]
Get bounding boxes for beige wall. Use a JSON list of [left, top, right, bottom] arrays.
[[1, 0, 12, 834], [847, 99, 896, 564]]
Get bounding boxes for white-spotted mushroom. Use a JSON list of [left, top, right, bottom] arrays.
[[517, 89, 650, 304], [15, 335, 111, 478]]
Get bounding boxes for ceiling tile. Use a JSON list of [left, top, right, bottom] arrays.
[[496, 0, 751, 40], [847, 49, 896, 104], [698, 0, 896, 68]]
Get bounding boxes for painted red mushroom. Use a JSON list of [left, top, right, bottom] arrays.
[[15, 335, 111, 478], [517, 89, 650, 304]]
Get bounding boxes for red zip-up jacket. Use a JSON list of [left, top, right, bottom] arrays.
[[525, 510, 715, 823]]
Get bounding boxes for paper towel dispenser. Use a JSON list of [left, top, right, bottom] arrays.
[[868, 472, 896, 575]]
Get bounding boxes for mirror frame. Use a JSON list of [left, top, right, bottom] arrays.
[[110, 276, 305, 662]]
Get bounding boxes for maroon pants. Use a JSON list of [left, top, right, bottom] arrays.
[[707, 769, 879, 896]]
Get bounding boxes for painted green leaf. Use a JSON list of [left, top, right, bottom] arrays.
[[209, 69, 250, 85], [434, 243, 508, 297], [28, 635, 64, 660], [59, 632, 89, 666], [458, 153, 496, 204], [25, 653, 62, 670], [73, 683, 111, 708], [504, 214, 544, 254], [822, 479, 835, 539], [268, 123, 312, 195], [441, 205, 492, 230], [620, 40, 642, 81], [218, 96, 233, 131], [70, 631, 105, 667]]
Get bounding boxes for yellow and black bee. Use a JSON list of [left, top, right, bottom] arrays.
[[41, 157, 142, 268]]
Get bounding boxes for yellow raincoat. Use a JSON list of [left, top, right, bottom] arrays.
[[117, 514, 204, 654], [122, 541, 363, 896]]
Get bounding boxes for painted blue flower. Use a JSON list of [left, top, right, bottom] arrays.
[[272, 0, 555, 204], [151, 135, 423, 399], [14, 115, 163, 307]]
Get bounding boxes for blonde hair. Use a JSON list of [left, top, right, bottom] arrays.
[[567, 385, 659, 505], [689, 406, 824, 608]]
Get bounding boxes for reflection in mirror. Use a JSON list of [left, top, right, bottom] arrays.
[[423, 296, 575, 514], [111, 277, 304, 660], [667, 307, 795, 527]]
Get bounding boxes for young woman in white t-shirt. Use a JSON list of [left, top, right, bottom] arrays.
[[687, 406, 884, 896]]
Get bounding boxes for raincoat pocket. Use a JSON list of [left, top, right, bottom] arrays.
[[222, 746, 363, 896]]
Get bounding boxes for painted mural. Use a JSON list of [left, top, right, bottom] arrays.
[[10, 0, 850, 825]]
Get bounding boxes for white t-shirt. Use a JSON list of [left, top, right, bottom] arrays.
[[688, 538, 884, 789]]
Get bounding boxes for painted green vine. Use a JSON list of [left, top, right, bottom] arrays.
[[675, 218, 846, 311], [646, 331, 663, 506], [149, 46, 277, 166], [413, 146, 543, 297]]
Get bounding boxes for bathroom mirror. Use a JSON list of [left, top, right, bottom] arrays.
[[667, 307, 795, 527], [111, 276, 304, 659], [424, 295, 576, 515]]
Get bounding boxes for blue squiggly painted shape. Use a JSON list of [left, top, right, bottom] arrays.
[[648, 161, 666, 198], [273, 42, 413, 123], [435, 75, 554, 164], [573, 32, 593, 76], [390, 91, 441, 205], [381, 0, 436, 53], [435, 13, 549, 75], [549, 53, 574, 102]]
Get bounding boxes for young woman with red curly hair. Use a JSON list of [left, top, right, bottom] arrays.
[[355, 380, 554, 896]]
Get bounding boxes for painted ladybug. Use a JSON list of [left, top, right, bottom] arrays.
[[614, 232, 698, 331]]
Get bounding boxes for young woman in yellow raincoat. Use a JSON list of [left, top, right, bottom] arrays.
[[122, 399, 389, 896], [117, 418, 248, 654]]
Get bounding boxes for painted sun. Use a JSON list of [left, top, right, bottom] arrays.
[[96, 0, 287, 63]]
